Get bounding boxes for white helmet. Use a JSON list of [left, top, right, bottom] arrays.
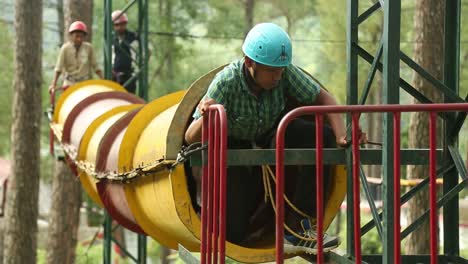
[[111, 10, 128, 25]]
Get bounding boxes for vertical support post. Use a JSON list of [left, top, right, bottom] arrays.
[[213, 115, 220, 264], [346, 0, 358, 257], [104, 0, 148, 263], [429, 112, 438, 264], [443, 0, 460, 257], [275, 119, 287, 264], [351, 113, 361, 263], [137, 234, 147, 263], [103, 212, 113, 264], [136, 5, 150, 257], [382, 1, 401, 263], [137, 0, 149, 101], [218, 106, 227, 264], [103, 2, 113, 263], [201, 116, 209, 264], [393, 112, 401, 264], [103, 0, 113, 80], [315, 114, 324, 263], [207, 111, 214, 264]]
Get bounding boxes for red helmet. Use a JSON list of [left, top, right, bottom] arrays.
[[111, 10, 128, 25], [68, 21, 88, 34]]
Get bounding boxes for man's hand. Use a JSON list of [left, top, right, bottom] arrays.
[[96, 70, 104, 80], [185, 98, 218, 144], [336, 135, 348, 147], [336, 127, 367, 148], [198, 98, 217, 116], [48, 83, 56, 94]]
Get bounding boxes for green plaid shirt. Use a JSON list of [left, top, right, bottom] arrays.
[[194, 58, 321, 141]]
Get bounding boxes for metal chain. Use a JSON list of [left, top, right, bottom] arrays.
[[172, 142, 206, 168], [50, 123, 174, 182]]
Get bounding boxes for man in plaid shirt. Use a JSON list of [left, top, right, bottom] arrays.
[[185, 23, 366, 254]]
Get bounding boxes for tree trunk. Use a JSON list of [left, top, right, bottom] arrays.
[[2, 0, 42, 263], [56, 0, 64, 45], [406, 0, 444, 254], [46, 161, 81, 264], [244, 0, 255, 37], [46, 1, 93, 263]]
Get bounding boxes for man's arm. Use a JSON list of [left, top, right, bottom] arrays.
[[50, 45, 65, 92], [314, 88, 367, 146], [185, 118, 203, 144], [49, 71, 61, 93], [185, 98, 217, 144]]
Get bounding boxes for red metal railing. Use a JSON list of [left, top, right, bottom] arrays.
[[201, 105, 227, 264], [200, 103, 468, 264], [275, 103, 468, 264]]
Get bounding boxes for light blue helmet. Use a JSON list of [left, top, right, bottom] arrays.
[[242, 23, 292, 67]]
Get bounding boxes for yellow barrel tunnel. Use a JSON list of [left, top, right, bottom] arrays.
[[51, 69, 346, 263]]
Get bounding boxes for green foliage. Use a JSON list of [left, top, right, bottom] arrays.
[[462, 245, 468, 260], [206, 0, 246, 38], [330, 210, 383, 255], [75, 243, 111, 264], [39, 244, 127, 264], [37, 248, 47, 264], [0, 25, 14, 156], [39, 154, 55, 183], [147, 238, 162, 262], [361, 229, 382, 255], [39, 244, 129, 264]]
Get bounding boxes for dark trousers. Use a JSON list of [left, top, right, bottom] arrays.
[[113, 71, 137, 94], [225, 118, 335, 244]]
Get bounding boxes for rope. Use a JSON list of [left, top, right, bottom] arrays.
[[261, 165, 317, 242], [262, 165, 313, 219]]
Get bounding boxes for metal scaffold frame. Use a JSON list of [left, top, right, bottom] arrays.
[[103, 0, 149, 263], [340, 0, 467, 263], [97, 0, 468, 263]]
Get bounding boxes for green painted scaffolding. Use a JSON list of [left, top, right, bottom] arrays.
[[103, 0, 149, 263], [335, 1, 466, 263]]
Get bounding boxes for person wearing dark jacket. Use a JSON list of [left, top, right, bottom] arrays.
[[112, 10, 138, 94]]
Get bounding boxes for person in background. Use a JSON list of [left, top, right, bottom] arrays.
[[49, 21, 103, 93], [185, 23, 367, 254], [111, 10, 139, 94]]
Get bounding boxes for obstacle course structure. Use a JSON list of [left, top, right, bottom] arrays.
[[47, 0, 468, 263], [50, 59, 355, 263]]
